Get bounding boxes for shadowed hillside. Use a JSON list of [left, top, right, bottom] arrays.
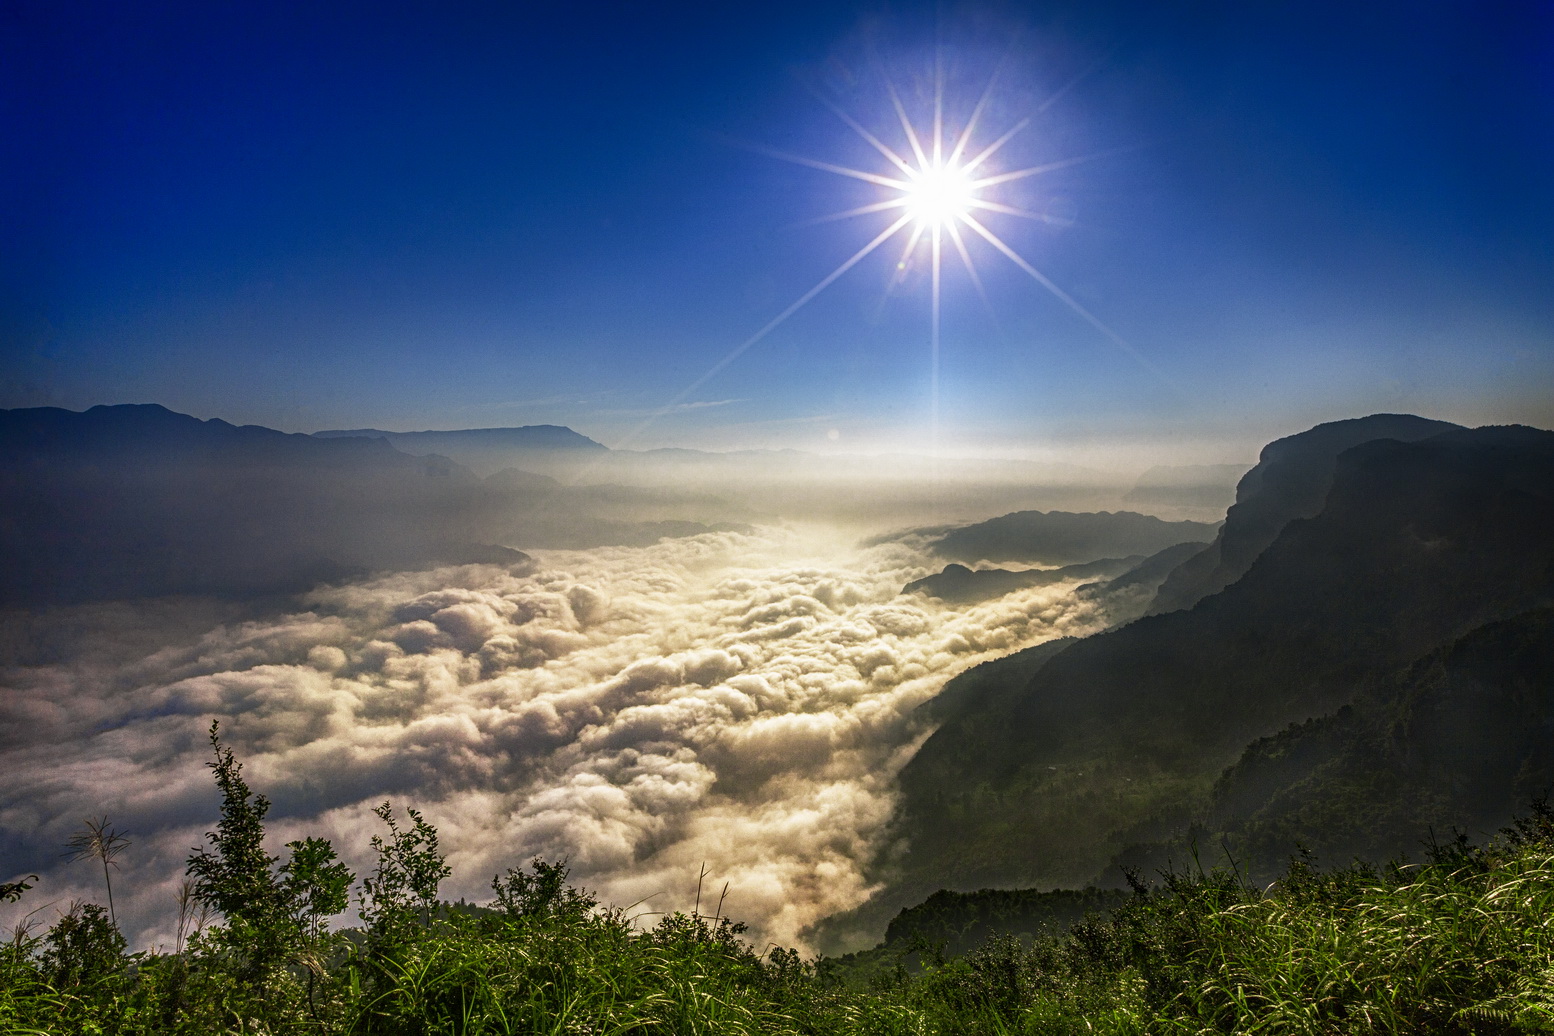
[[893, 422, 1554, 898], [1148, 413, 1461, 615], [1168, 604, 1554, 878]]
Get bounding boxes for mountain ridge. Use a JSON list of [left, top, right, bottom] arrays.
[[0, 405, 747, 603], [1147, 413, 1462, 615], [886, 420, 1554, 906], [314, 424, 607, 450], [902, 557, 1148, 604], [930, 510, 1221, 567]]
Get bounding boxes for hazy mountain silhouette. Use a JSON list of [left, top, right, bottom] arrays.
[[904, 537, 1213, 607], [930, 510, 1220, 567], [315, 425, 604, 449], [902, 557, 1146, 604], [0, 405, 526, 603], [1122, 463, 1246, 514], [313, 425, 605, 477], [1147, 414, 1461, 615], [0, 405, 739, 604], [330, 427, 1142, 528], [892, 421, 1554, 897]]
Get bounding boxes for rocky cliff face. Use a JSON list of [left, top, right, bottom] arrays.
[[1147, 413, 1461, 616]]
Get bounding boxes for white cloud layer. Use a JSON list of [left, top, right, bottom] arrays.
[[0, 525, 1120, 952]]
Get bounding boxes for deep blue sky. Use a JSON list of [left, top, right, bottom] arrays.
[[3, 1, 1551, 460]]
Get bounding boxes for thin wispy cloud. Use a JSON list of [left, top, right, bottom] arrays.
[[599, 399, 746, 418]]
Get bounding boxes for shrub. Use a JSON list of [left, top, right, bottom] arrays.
[[185, 721, 354, 984], [39, 902, 126, 991], [359, 801, 451, 952]]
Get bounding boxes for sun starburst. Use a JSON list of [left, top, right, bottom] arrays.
[[901, 160, 977, 229], [789, 61, 1156, 377], [620, 52, 1162, 450]]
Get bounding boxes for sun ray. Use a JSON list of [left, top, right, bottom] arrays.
[[932, 50, 944, 167], [966, 198, 1058, 221], [931, 222, 942, 330], [790, 198, 910, 229], [740, 141, 911, 190], [626, 52, 1156, 449], [971, 145, 1138, 189], [886, 221, 928, 292], [1036, 51, 1109, 114], [871, 219, 927, 323], [930, 220, 943, 450], [958, 213, 1168, 381], [961, 117, 1029, 176], [946, 64, 1003, 168], [945, 219, 997, 322], [881, 73, 931, 170], [802, 81, 918, 180], [617, 211, 917, 448]]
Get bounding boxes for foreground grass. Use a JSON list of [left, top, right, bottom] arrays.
[[6, 733, 1554, 1033]]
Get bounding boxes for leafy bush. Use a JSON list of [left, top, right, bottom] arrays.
[[491, 856, 596, 923], [359, 802, 450, 952], [185, 722, 356, 987], [40, 903, 126, 991]]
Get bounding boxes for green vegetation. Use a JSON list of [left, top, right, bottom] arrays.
[[6, 728, 1554, 1033]]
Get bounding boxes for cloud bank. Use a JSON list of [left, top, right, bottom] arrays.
[[0, 526, 1122, 952]]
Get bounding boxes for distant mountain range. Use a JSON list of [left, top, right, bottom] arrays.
[[928, 510, 1221, 567], [313, 424, 1157, 527], [0, 405, 743, 604], [1122, 463, 1247, 514], [816, 416, 1554, 952], [313, 425, 606, 477], [903, 557, 1148, 604], [315, 425, 606, 450], [3, 405, 1240, 608], [904, 540, 1215, 606]]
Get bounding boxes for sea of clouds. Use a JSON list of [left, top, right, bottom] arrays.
[[0, 524, 1125, 953]]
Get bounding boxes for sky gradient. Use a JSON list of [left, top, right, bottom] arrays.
[[4, 0, 1552, 461]]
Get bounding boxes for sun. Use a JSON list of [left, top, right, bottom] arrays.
[[727, 63, 1157, 390], [622, 54, 1160, 448], [709, 59, 1153, 372], [901, 160, 977, 230], [741, 61, 1164, 391]]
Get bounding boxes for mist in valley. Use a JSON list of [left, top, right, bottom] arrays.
[[0, 411, 1232, 952]]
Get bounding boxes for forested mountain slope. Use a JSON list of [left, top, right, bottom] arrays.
[[895, 423, 1554, 893]]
